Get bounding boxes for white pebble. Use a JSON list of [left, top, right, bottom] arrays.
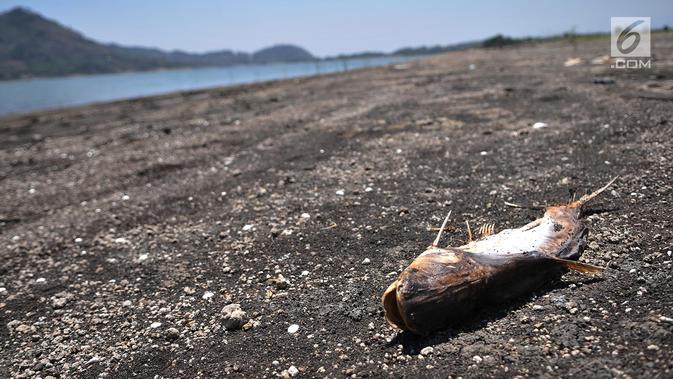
[[35, 278, 46, 284], [301, 270, 310, 276], [150, 322, 162, 329], [122, 194, 130, 201], [420, 346, 434, 356], [242, 224, 254, 231], [365, 187, 373, 192], [28, 188, 36, 194], [74, 237, 83, 244], [300, 213, 310, 219], [335, 190, 345, 196], [138, 254, 148, 262], [532, 122, 549, 129], [532, 305, 544, 311], [362, 258, 371, 265], [472, 355, 483, 363], [202, 291, 214, 300], [288, 365, 299, 377], [287, 324, 299, 334], [480, 151, 488, 156]]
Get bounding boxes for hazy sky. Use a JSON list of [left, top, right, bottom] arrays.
[[2, 1, 672, 56]]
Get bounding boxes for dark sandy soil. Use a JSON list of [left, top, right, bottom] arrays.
[[1, 35, 673, 378]]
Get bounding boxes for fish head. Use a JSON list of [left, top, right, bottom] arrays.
[[543, 205, 589, 260]]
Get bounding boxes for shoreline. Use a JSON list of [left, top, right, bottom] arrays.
[[0, 55, 422, 118]]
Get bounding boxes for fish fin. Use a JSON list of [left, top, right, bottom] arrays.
[[465, 220, 473, 242], [552, 257, 604, 274], [432, 211, 452, 247], [504, 201, 545, 210], [478, 223, 496, 237], [571, 176, 619, 208]]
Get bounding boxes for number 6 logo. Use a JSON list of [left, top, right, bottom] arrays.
[[611, 17, 650, 58], [617, 20, 644, 54]]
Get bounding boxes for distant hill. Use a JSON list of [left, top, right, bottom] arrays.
[[0, 7, 316, 80], [324, 41, 481, 61], [252, 44, 314, 63]]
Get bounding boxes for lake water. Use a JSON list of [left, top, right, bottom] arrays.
[[0, 56, 417, 116]]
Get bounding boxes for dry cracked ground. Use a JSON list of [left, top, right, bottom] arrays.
[[1, 35, 673, 378]]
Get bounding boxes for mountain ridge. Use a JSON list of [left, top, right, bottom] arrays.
[[0, 7, 316, 80]]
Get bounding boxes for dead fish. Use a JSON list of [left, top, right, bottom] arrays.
[[382, 178, 617, 335]]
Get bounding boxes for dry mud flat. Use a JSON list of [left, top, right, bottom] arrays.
[[1, 35, 673, 378]]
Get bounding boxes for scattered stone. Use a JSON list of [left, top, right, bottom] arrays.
[[287, 324, 299, 334], [202, 291, 214, 300], [348, 308, 363, 321], [222, 304, 247, 330], [165, 327, 180, 340], [150, 322, 162, 329], [532, 305, 544, 311], [52, 297, 67, 309], [287, 365, 299, 377], [362, 258, 371, 265], [15, 324, 31, 333], [335, 190, 345, 196], [533, 122, 549, 129], [85, 356, 101, 366], [267, 274, 290, 290], [114, 237, 130, 244], [660, 315, 673, 323], [420, 346, 434, 356], [183, 286, 196, 295], [242, 320, 255, 331]]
